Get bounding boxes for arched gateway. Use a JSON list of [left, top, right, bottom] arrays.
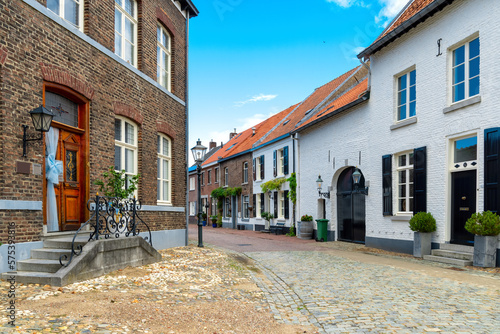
[[336, 167, 366, 243]]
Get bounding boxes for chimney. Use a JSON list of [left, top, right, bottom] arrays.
[[252, 127, 256, 136], [229, 128, 237, 140], [209, 139, 216, 150]]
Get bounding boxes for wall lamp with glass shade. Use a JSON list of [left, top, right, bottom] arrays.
[[316, 175, 330, 199], [22, 105, 54, 157], [352, 167, 369, 195]]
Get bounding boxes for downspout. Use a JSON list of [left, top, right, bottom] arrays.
[[291, 133, 299, 230], [359, 58, 371, 90], [185, 11, 190, 246]]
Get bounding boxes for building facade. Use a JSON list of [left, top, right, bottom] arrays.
[[0, 0, 198, 272]]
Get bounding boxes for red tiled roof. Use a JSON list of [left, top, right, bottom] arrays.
[[258, 66, 361, 146], [295, 79, 369, 130], [201, 104, 298, 166], [378, 0, 435, 41]]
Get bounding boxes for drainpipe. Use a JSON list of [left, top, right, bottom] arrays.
[[359, 58, 371, 91], [291, 133, 300, 229], [185, 11, 190, 247]]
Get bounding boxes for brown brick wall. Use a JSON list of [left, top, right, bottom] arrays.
[[219, 153, 253, 217], [0, 0, 189, 243]]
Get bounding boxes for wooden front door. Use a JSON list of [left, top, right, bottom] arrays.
[[54, 127, 86, 231], [336, 167, 366, 243], [451, 170, 476, 245]]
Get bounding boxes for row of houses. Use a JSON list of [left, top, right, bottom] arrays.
[[190, 0, 500, 266]]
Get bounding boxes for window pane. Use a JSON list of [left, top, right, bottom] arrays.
[[45, 91, 79, 127], [409, 85, 416, 102], [469, 38, 480, 58], [124, 0, 134, 16], [398, 105, 406, 121], [409, 169, 414, 182], [115, 8, 122, 32], [409, 70, 416, 86], [399, 199, 407, 212], [163, 160, 169, 179], [125, 18, 134, 43], [163, 138, 169, 156], [125, 122, 134, 144], [454, 137, 477, 163], [157, 158, 161, 178], [454, 45, 465, 66], [399, 185, 406, 197], [469, 57, 480, 78], [409, 184, 414, 197], [47, 0, 60, 14], [64, 0, 78, 26], [453, 82, 465, 102], [115, 32, 122, 57], [399, 170, 406, 183], [453, 64, 465, 84], [157, 135, 161, 153], [115, 119, 121, 141], [409, 102, 416, 117], [114, 146, 121, 170], [157, 26, 161, 42], [469, 76, 480, 97], [163, 181, 169, 201], [125, 148, 134, 173], [409, 198, 414, 212], [398, 74, 407, 91], [398, 90, 407, 106], [399, 155, 406, 167], [409, 153, 414, 165], [125, 41, 134, 64]]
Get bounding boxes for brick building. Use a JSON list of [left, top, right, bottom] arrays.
[[0, 0, 198, 272]]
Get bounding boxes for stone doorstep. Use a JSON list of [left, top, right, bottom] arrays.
[[423, 244, 474, 267], [431, 249, 474, 261], [423, 255, 473, 267]]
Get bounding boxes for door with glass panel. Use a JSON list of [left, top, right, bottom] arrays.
[[45, 91, 87, 231]]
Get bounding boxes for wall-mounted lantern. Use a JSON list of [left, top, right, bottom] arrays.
[[22, 105, 54, 157], [316, 175, 330, 199], [352, 168, 369, 195]]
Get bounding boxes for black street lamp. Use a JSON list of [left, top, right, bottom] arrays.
[[191, 139, 207, 247], [22, 105, 54, 157]]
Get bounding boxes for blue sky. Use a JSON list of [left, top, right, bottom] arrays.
[[188, 0, 409, 162]]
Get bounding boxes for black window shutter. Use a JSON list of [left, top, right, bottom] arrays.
[[253, 158, 256, 181], [485, 128, 500, 213], [284, 190, 289, 219], [382, 154, 393, 216], [260, 193, 265, 215], [273, 150, 277, 177], [283, 146, 289, 175], [252, 194, 256, 218], [413, 146, 427, 214], [273, 192, 278, 218], [260, 155, 265, 179]]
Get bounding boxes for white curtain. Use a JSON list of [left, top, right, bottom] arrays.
[[46, 128, 63, 232]]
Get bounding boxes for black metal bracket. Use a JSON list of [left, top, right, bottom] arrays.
[[353, 184, 369, 195], [22, 125, 44, 157], [436, 38, 443, 57], [318, 190, 330, 199]]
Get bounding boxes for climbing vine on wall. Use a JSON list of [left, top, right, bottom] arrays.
[[260, 178, 286, 193]]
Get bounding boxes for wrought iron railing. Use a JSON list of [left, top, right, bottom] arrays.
[[59, 195, 152, 267]]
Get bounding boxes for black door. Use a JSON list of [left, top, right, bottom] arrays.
[[337, 167, 366, 243], [451, 171, 476, 245]]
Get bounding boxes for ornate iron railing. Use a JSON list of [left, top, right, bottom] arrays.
[[59, 195, 152, 267]]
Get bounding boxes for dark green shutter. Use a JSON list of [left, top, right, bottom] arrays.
[[284, 190, 289, 219], [283, 146, 289, 175], [273, 150, 277, 177], [273, 191, 278, 218], [382, 154, 392, 216], [253, 158, 256, 181], [260, 193, 265, 216], [485, 128, 500, 213], [413, 146, 427, 214], [260, 155, 265, 179], [252, 194, 256, 218]]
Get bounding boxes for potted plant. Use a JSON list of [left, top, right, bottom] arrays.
[[409, 212, 436, 258], [261, 211, 273, 231], [216, 214, 223, 228], [210, 215, 218, 228], [465, 211, 500, 267], [298, 214, 314, 240], [201, 212, 207, 226]]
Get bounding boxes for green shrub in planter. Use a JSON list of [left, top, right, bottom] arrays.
[[300, 214, 313, 222], [465, 211, 500, 236], [409, 212, 436, 233]]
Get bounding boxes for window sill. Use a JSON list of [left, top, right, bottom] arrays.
[[242, 182, 248, 186], [390, 117, 417, 131], [391, 214, 412, 222], [156, 201, 172, 206], [443, 95, 481, 114]]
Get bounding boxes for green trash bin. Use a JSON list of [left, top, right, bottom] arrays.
[[315, 219, 329, 242]]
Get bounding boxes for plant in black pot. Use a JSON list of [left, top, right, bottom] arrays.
[[465, 211, 500, 267], [409, 212, 436, 258]]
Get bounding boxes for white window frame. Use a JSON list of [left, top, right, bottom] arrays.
[[224, 197, 231, 218], [207, 169, 212, 184], [450, 135, 478, 172], [278, 149, 285, 176], [224, 167, 229, 187], [157, 134, 171, 205], [396, 152, 414, 214], [157, 24, 172, 91], [256, 157, 263, 181], [278, 191, 285, 219], [47, 0, 84, 31], [243, 162, 248, 184], [189, 202, 196, 216], [215, 167, 219, 183], [115, 0, 138, 67], [450, 36, 480, 104], [242, 195, 249, 219], [115, 116, 138, 197], [256, 194, 261, 218], [396, 68, 416, 121]]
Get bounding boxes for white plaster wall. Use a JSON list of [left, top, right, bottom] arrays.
[[298, 0, 500, 246]]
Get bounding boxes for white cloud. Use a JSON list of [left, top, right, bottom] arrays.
[[235, 94, 277, 107], [376, 0, 408, 27], [326, 0, 357, 7]]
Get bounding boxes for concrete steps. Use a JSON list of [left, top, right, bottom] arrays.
[[423, 244, 474, 267]]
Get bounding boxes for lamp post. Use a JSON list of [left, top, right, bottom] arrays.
[[22, 105, 54, 157], [191, 139, 207, 247], [316, 175, 330, 199]]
